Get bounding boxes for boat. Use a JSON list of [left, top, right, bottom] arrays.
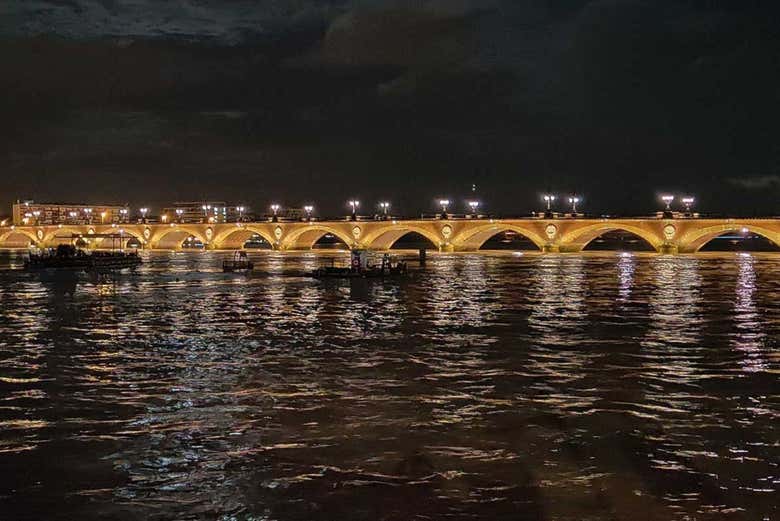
[[25, 244, 142, 272], [309, 251, 408, 279], [223, 251, 254, 272]]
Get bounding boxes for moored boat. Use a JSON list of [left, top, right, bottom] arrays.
[[309, 250, 408, 279], [24, 244, 142, 272], [223, 251, 254, 272]]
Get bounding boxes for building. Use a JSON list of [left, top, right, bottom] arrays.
[[12, 200, 130, 226], [160, 202, 247, 224]]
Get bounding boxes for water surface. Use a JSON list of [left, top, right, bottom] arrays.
[[0, 250, 777, 520]]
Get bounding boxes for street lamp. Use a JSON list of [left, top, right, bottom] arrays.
[[83, 208, 93, 224], [202, 204, 211, 223], [568, 196, 580, 216], [304, 205, 314, 221], [439, 199, 450, 219], [236, 206, 245, 222], [349, 200, 359, 221], [661, 195, 674, 218], [100, 211, 107, 224], [379, 201, 390, 220], [32, 210, 41, 225], [175, 208, 184, 223], [681, 196, 695, 217], [468, 200, 479, 216], [68, 211, 78, 223], [119, 208, 129, 223], [140, 207, 148, 223], [543, 194, 556, 217], [270, 204, 280, 222]]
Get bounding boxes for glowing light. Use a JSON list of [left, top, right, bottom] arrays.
[[468, 201, 480, 213], [568, 196, 581, 214], [661, 195, 674, 211]]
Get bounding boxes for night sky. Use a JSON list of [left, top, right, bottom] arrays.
[[1, 1, 779, 217]]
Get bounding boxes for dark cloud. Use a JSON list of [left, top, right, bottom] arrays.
[[1, 1, 779, 216], [728, 175, 780, 190]]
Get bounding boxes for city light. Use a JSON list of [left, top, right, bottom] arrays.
[[468, 200, 480, 214], [437, 199, 450, 219], [379, 201, 390, 214], [661, 194, 674, 210], [568, 196, 580, 215], [175, 208, 184, 223], [271, 204, 280, 222], [543, 194, 556, 211], [140, 207, 148, 223], [304, 205, 314, 221], [236, 206, 246, 222], [349, 200, 359, 221], [682, 196, 695, 215]]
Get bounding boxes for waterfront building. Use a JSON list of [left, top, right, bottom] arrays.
[[12, 200, 130, 226], [161, 202, 246, 224]]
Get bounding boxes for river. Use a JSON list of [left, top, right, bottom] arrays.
[[0, 250, 777, 520]]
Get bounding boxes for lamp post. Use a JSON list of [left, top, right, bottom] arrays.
[[439, 199, 450, 219], [68, 211, 78, 224], [349, 200, 359, 221], [32, 210, 41, 225], [468, 200, 479, 217], [661, 195, 674, 219], [202, 204, 211, 223], [83, 208, 93, 224], [304, 205, 314, 221], [140, 207, 148, 224], [543, 194, 556, 218], [236, 206, 245, 223], [119, 208, 129, 223], [100, 211, 107, 224], [270, 204, 280, 222], [379, 202, 390, 220], [568, 196, 580, 216], [175, 208, 184, 223], [681, 196, 694, 217]]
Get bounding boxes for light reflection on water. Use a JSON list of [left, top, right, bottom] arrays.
[[0, 250, 777, 521]]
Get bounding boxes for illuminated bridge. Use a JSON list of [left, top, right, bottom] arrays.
[[2, 218, 780, 253]]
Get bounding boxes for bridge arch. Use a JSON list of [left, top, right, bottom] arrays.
[[452, 224, 546, 251], [680, 224, 780, 253], [560, 223, 664, 252], [362, 224, 443, 250], [0, 228, 39, 248], [280, 225, 354, 250], [151, 226, 208, 250], [212, 226, 276, 250]]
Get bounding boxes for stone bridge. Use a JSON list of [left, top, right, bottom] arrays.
[[1, 218, 779, 253]]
